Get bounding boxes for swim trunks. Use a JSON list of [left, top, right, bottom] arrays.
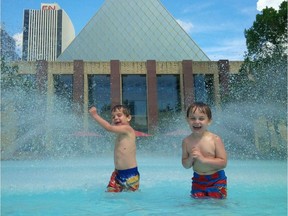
[[191, 170, 227, 199], [107, 167, 140, 192]]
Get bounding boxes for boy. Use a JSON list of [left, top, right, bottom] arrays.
[[89, 105, 139, 192], [182, 102, 227, 199]]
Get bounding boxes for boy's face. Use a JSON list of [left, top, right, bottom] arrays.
[[186, 108, 211, 134], [111, 108, 131, 126]]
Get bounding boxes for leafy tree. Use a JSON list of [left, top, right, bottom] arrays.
[[245, 2, 287, 60], [229, 1, 287, 105], [225, 2, 287, 159]]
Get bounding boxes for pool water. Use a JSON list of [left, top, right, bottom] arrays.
[[2, 156, 287, 215]]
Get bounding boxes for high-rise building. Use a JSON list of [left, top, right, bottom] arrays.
[[0, 24, 20, 61], [22, 3, 75, 61]]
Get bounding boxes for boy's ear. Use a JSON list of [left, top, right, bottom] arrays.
[[208, 119, 212, 125], [127, 115, 132, 122]]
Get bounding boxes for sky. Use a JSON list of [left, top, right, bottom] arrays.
[[0, 0, 285, 61]]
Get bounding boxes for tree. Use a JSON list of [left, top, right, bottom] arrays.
[[225, 2, 287, 159], [228, 1, 287, 105], [245, 1, 287, 61]]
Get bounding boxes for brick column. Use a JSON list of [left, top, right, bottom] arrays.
[[147, 60, 158, 131], [36, 60, 48, 94], [110, 60, 121, 108], [218, 60, 230, 101], [73, 60, 84, 113], [182, 60, 194, 111], [36, 60, 50, 151]]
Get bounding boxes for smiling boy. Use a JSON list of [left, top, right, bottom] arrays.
[[89, 105, 139, 192], [182, 102, 227, 199]]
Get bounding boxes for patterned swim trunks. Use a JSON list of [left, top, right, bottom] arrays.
[[191, 170, 227, 199], [107, 167, 140, 192]]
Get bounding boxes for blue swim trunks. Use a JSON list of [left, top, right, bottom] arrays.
[[191, 170, 227, 199], [107, 167, 140, 192]]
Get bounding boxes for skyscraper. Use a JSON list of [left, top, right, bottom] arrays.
[[0, 25, 20, 61], [22, 3, 75, 61]]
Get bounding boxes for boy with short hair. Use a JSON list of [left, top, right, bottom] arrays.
[[182, 102, 227, 199], [89, 105, 139, 192]]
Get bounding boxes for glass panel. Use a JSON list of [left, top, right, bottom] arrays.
[[53, 74, 73, 111], [122, 75, 147, 132], [88, 75, 111, 113], [157, 75, 181, 112], [58, 1, 210, 61], [204, 74, 215, 106], [193, 74, 214, 106], [157, 75, 181, 133], [88, 74, 111, 135], [194, 74, 207, 103]]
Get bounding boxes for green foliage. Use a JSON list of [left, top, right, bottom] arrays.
[[224, 2, 287, 159], [227, 1, 287, 105], [244, 1, 287, 60]]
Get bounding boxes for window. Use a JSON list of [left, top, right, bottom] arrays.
[[194, 74, 214, 105], [122, 75, 147, 132], [53, 74, 73, 111], [157, 75, 181, 112], [88, 75, 111, 113]]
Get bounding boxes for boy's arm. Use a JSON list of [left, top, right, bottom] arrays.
[[89, 107, 131, 134], [182, 140, 194, 169]]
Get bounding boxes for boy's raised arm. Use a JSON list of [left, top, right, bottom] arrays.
[[89, 106, 132, 134]]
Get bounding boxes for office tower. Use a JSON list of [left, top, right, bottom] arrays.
[[0, 25, 20, 61], [22, 3, 75, 61]]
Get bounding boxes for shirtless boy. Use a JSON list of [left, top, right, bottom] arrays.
[[89, 105, 139, 192], [182, 102, 227, 199]]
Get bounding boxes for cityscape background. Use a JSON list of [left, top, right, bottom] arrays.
[[1, 0, 285, 61]]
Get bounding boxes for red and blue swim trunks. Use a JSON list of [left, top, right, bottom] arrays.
[[191, 170, 227, 199], [107, 167, 140, 192]]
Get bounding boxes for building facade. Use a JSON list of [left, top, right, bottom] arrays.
[[22, 3, 75, 61], [15, 60, 243, 133], [17, 0, 242, 133], [0, 25, 20, 61]]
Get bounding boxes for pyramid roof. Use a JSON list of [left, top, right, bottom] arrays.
[[57, 0, 210, 61]]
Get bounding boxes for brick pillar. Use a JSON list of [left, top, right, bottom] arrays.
[[182, 60, 194, 111], [73, 60, 84, 113], [218, 60, 230, 101], [36, 60, 49, 151], [36, 60, 48, 94], [110, 60, 121, 108], [147, 60, 158, 132]]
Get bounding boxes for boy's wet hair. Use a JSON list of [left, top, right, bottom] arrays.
[[186, 102, 212, 120], [111, 104, 131, 117]]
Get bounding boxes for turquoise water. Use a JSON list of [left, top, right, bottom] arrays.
[[2, 156, 287, 215]]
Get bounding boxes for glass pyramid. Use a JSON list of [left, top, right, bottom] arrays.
[[57, 0, 210, 61]]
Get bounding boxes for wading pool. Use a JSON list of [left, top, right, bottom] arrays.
[[1, 156, 287, 215]]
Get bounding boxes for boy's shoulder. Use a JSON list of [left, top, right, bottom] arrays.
[[206, 131, 223, 143]]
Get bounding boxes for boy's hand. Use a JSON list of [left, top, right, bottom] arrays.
[[89, 106, 97, 115], [191, 147, 202, 160]]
